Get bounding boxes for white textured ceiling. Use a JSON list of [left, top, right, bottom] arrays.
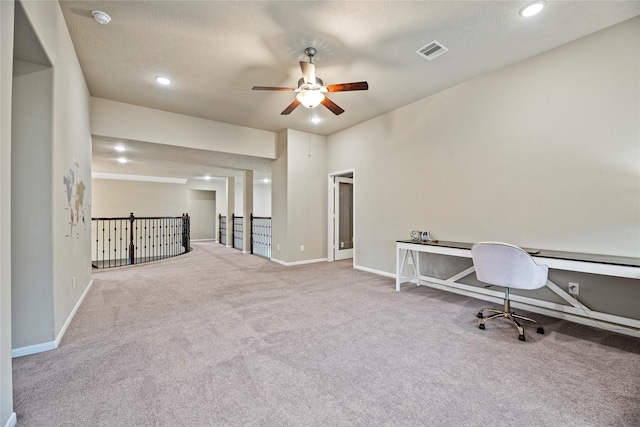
[[57, 0, 640, 180]]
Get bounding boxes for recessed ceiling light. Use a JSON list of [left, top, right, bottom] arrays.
[[205, 175, 211, 180], [155, 76, 171, 86], [311, 117, 321, 124], [114, 145, 125, 152], [117, 157, 127, 164], [263, 178, 270, 183], [520, 1, 546, 17], [91, 10, 111, 25]]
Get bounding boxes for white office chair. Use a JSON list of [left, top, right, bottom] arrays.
[[471, 242, 548, 341]]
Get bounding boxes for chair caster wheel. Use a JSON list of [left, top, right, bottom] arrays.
[[537, 327, 544, 334], [518, 334, 526, 341], [479, 323, 485, 330], [477, 312, 484, 319]]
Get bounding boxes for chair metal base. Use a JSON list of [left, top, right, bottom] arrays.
[[477, 290, 544, 341]]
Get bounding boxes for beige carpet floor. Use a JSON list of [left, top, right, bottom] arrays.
[[12, 242, 640, 426]]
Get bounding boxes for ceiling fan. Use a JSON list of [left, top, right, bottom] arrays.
[[252, 47, 368, 116]]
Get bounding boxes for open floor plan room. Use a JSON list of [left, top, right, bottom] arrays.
[[12, 243, 640, 426]]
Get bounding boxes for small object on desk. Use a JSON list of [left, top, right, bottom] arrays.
[[410, 230, 436, 243], [421, 230, 433, 242]]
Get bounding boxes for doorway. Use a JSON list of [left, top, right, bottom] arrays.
[[328, 170, 354, 262], [187, 189, 216, 240]]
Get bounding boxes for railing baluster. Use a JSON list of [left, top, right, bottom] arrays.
[[101, 220, 105, 268]]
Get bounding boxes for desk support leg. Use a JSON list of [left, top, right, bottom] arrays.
[[397, 248, 419, 291], [413, 250, 420, 286], [546, 280, 590, 310], [396, 247, 408, 291]]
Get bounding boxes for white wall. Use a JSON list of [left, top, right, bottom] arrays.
[[271, 131, 288, 260], [0, 1, 14, 424], [21, 2, 95, 346], [327, 17, 640, 275], [91, 97, 278, 160], [6, 0, 92, 356], [21, 1, 94, 351], [2, 3, 92, 422], [11, 59, 54, 349], [271, 129, 328, 263], [188, 189, 216, 240], [193, 178, 272, 225], [252, 182, 271, 217], [288, 130, 328, 262], [93, 177, 272, 241], [92, 179, 187, 217]]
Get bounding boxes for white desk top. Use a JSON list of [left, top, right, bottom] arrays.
[[397, 240, 640, 267]]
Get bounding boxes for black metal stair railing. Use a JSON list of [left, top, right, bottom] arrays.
[[219, 214, 227, 245], [92, 212, 191, 268], [250, 214, 271, 259], [219, 213, 271, 259], [233, 214, 243, 250]]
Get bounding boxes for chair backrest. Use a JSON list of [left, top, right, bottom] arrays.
[[471, 242, 548, 290]]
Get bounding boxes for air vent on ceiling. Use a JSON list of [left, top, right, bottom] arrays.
[[416, 40, 449, 61]]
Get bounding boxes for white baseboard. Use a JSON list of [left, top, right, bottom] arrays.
[[4, 413, 16, 427], [270, 257, 328, 266], [55, 279, 93, 348], [354, 264, 396, 279], [191, 238, 216, 242], [353, 264, 640, 337], [415, 277, 640, 338], [11, 341, 56, 358], [12, 279, 93, 358]]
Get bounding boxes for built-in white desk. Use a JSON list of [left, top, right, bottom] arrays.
[[396, 240, 640, 337]]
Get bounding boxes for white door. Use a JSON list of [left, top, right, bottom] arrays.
[[334, 177, 354, 260]]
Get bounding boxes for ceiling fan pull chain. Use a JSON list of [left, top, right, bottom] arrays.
[[308, 108, 312, 157]]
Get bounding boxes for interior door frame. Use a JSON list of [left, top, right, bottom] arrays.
[[327, 168, 355, 263]]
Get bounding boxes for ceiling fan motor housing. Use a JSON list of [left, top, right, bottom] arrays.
[[304, 47, 317, 60], [297, 77, 324, 89]]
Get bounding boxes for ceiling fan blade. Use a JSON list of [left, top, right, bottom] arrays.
[[281, 99, 301, 115], [300, 61, 316, 84], [252, 86, 295, 91], [321, 97, 345, 115], [326, 81, 369, 92]]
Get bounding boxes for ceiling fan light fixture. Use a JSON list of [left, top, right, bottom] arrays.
[[296, 90, 325, 108]]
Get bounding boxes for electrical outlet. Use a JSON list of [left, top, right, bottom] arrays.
[[72, 277, 76, 290], [300, 245, 304, 252], [340, 242, 345, 248], [276, 244, 280, 251], [569, 282, 579, 296]]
